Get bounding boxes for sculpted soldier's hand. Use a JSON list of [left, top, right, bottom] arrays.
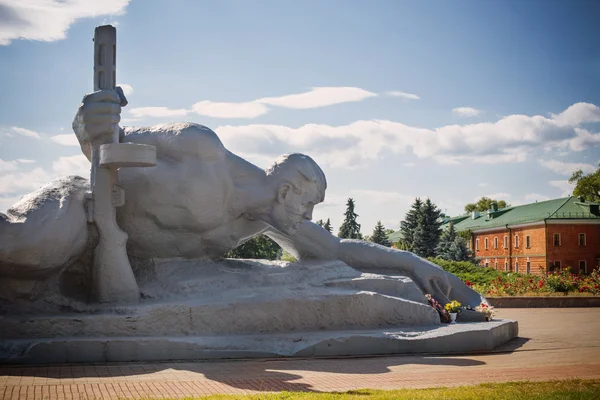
[[72, 87, 128, 145]]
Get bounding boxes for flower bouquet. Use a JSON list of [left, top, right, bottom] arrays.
[[475, 303, 495, 321], [425, 294, 451, 323], [444, 300, 462, 323]]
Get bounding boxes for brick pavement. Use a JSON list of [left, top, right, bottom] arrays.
[[1, 308, 599, 399]]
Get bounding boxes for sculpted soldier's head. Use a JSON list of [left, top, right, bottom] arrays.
[[265, 153, 327, 235]]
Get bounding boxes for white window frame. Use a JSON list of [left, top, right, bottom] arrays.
[[579, 260, 587, 274], [553, 233, 561, 246], [514, 234, 519, 248], [579, 233, 586, 247], [504, 235, 508, 249]]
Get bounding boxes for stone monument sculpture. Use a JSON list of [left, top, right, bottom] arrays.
[[0, 25, 517, 363]]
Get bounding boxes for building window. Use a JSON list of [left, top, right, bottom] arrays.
[[484, 261, 489, 268], [495, 261, 498, 270], [476, 239, 479, 251], [515, 261, 519, 273], [514, 234, 519, 248], [484, 238, 489, 250], [579, 233, 586, 246], [494, 237, 498, 249], [526, 235, 531, 248], [504, 261, 508, 272], [579, 260, 587, 274], [504, 236, 508, 249], [554, 260, 562, 269], [526, 261, 531, 274], [553, 233, 561, 246]]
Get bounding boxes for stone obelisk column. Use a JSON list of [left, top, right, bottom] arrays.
[[90, 25, 156, 304]]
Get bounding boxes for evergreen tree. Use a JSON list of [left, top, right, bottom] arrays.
[[448, 237, 475, 262], [315, 219, 325, 227], [436, 222, 457, 259], [323, 218, 333, 233], [436, 222, 475, 262], [411, 198, 442, 258], [226, 235, 281, 260], [370, 221, 391, 247], [338, 198, 362, 239], [400, 198, 423, 250]]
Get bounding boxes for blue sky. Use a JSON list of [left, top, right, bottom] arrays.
[[1, 0, 599, 234]]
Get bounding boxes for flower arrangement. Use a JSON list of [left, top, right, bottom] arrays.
[[425, 294, 451, 323], [475, 302, 495, 321], [444, 300, 462, 314]]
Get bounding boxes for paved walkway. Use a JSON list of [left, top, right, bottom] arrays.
[[1, 308, 599, 399]]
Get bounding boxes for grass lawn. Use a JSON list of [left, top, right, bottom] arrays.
[[152, 379, 600, 400]]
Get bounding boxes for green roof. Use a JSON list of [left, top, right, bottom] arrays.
[[387, 230, 405, 242], [445, 196, 600, 232]]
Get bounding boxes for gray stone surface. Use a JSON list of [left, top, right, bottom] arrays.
[[0, 320, 518, 364]]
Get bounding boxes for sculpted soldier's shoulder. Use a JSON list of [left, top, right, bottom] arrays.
[[123, 122, 227, 162]]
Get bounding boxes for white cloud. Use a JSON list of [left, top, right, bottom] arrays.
[[52, 155, 90, 177], [551, 102, 600, 126], [192, 101, 268, 119], [0, 155, 89, 200], [214, 102, 600, 168], [259, 87, 377, 109], [539, 159, 596, 176], [10, 126, 41, 139], [16, 159, 35, 164], [0, 159, 19, 173], [0, 167, 51, 194], [386, 91, 420, 100], [189, 87, 377, 119], [452, 107, 481, 117], [117, 83, 134, 96], [128, 107, 190, 118], [404, 162, 415, 167], [549, 180, 574, 196], [0, 0, 131, 46], [50, 134, 79, 146]]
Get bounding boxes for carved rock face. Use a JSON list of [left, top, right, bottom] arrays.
[[269, 181, 320, 235]]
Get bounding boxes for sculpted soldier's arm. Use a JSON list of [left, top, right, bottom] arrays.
[[266, 221, 485, 307]]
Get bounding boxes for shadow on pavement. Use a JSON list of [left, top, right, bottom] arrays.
[[0, 355, 488, 393]]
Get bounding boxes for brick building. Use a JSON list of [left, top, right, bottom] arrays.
[[443, 196, 600, 275]]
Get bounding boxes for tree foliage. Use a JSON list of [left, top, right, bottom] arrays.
[[465, 197, 509, 213], [569, 163, 600, 202], [338, 198, 362, 239], [226, 235, 281, 260], [411, 198, 442, 258], [400, 198, 423, 250], [370, 220, 391, 247], [323, 218, 333, 233]]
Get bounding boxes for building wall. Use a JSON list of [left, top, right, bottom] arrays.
[[512, 225, 547, 276], [545, 223, 600, 273], [472, 225, 548, 275]]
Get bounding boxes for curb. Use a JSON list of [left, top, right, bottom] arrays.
[[488, 296, 600, 308]]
